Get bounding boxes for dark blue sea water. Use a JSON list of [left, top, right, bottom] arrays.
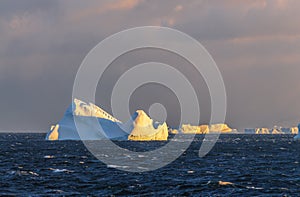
[[0, 134, 299, 196]]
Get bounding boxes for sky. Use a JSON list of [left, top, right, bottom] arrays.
[[1, 0, 300, 131]]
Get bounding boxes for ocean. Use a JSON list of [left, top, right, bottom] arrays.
[[0, 133, 299, 196]]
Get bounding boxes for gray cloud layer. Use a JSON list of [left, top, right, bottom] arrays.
[[1, 0, 300, 131]]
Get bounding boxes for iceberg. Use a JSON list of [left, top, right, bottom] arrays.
[[46, 99, 168, 141], [180, 123, 233, 134], [271, 126, 284, 134], [46, 99, 127, 140], [294, 124, 300, 140], [290, 127, 299, 134], [127, 110, 168, 141], [209, 124, 233, 133], [246, 126, 298, 134], [169, 129, 179, 134], [255, 128, 270, 134], [181, 124, 209, 134]]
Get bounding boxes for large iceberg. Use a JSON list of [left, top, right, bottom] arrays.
[[46, 99, 168, 141], [46, 99, 127, 140]]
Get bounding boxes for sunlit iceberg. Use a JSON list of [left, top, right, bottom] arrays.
[[294, 124, 300, 140], [178, 123, 234, 134], [127, 110, 168, 141], [255, 128, 270, 134]]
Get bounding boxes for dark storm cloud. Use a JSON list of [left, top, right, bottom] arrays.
[[0, 0, 300, 131]]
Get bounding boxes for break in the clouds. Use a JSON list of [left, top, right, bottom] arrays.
[[0, 0, 300, 131]]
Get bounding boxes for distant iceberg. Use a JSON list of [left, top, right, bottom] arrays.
[[294, 124, 300, 140], [46, 99, 168, 141], [244, 126, 298, 134], [255, 128, 270, 134], [170, 123, 235, 134]]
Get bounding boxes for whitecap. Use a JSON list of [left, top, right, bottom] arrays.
[[246, 186, 264, 190], [44, 155, 55, 159], [137, 166, 148, 170], [28, 171, 39, 176], [107, 164, 129, 169], [49, 168, 73, 173]]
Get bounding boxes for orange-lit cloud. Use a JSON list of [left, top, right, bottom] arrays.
[[275, 0, 290, 9], [7, 13, 39, 36], [72, 0, 141, 22], [215, 0, 267, 10], [223, 0, 291, 10], [174, 5, 183, 12]]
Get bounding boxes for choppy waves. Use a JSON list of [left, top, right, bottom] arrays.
[[0, 133, 299, 196]]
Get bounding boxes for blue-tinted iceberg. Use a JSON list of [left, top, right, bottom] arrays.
[[46, 99, 128, 140]]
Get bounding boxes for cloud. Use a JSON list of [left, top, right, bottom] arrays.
[[71, 0, 142, 22], [174, 5, 183, 12], [7, 12, 41, 36], [0, 0, 300, 130]]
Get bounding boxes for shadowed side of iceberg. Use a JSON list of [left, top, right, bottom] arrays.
[[46, 115, 128, 140]]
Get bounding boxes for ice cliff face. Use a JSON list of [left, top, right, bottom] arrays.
[[46, 99, 168, 141]]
